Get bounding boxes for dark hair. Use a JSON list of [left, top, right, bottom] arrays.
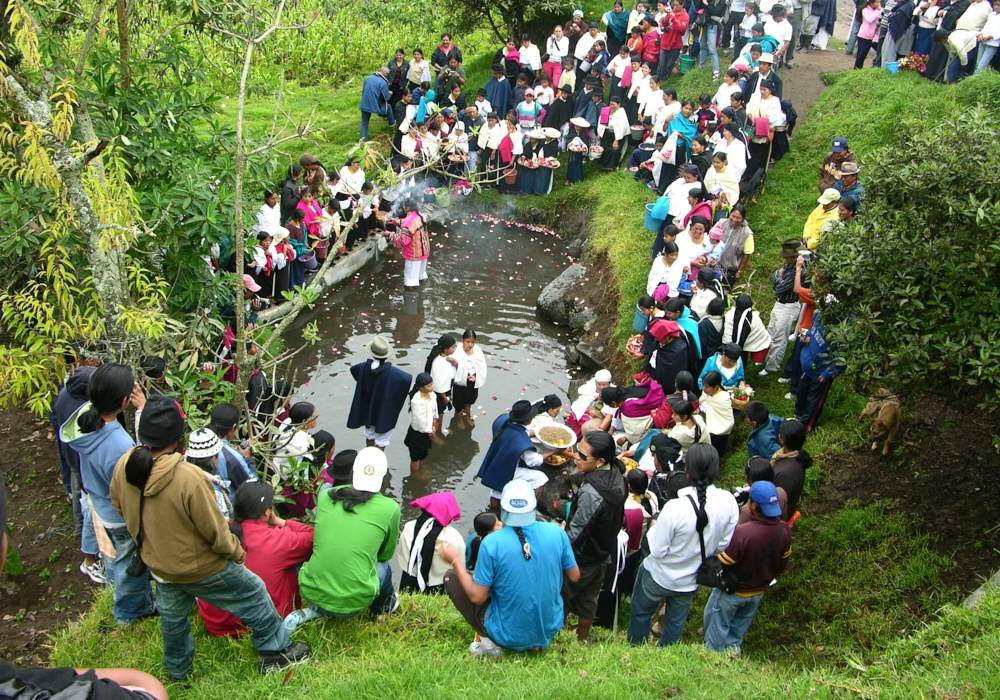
[[361, 181, 374, 192], [745, 456, 774, 484], [662, 241, 680, 255], [686, 443, 720, 528], [124, 447, 155, 490], [675, 371, 697, 398], [209, 403, 240, 438], [273, 379, 294, 402], [698, 92, 712, 106], [424, 334, 457, 374], [410, 371, 434, 402], [933, 29, 950, 44], [713, 152, 727, 163], [730, 202, 747, 219], [638, 294, 657, 310], [264, 189, 276, 201], [702, 370, 722, 389], [328, 486, 376, 513], [661, 223, 679, 239], [779, 419, 810, 458], [664, 297, 686, 315], [673, 401, 699, 442], [468, 512, 499, 570], [744, 400, 769, 425], [288, 402, 315, 425], [663, 88, 677, 100], [697, 267, 725, 302], [581, 430, 625, 473], [627, 468, 649, 495], [288, 209, 304, 223], [462, 328, 477, 341], [706, 296, 727, 317], [840, 197, 857, 213], [229, 481, 275, 544], [725, 68, 739, 80], [79, 363, 134, 434], [730, 91, 744, 103], [310, 430, 336, 463], [140, 356, 165, 380], [692, 135, 708, 149], [187, 454, 217, 475]]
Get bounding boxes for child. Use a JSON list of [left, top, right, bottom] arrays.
[[464, 512, 502, 570], [698, 342, 745, 389], [699, 370, 734, 457], [405, 372, 438, 478], [566, 117, 591, 185], [535, 75, 555, 106], [744, 399, 784, 461], [695, 93, 721, 134], [528, 394, 563, 440], [666, 400, 710, 455], [736, 1, 758, 56], [558, 56, 577, 94]]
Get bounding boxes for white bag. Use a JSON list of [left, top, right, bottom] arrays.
[[661, 131, 679, 165]]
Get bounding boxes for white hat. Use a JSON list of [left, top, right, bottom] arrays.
[[187, 427, 222, 460], [570, 117, 591, 128], [543, 127, 561, 139], [759, 52, 774, 63], [272, 226, 290, 245], [527, 128, 545, 139], [500, 479, 537, 527], [595, 369, 613, 383], [818, 188, 841, 205], [352, 447, 388, 493]]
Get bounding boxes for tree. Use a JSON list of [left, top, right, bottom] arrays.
[[815, 107, 1000, 409], [447, 0, 573, 44]]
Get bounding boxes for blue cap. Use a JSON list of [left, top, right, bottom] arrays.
[[831, 137, 848, 153], [749, 481, 782, 518]]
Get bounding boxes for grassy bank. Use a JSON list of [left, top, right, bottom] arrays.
[[48, 583, 1000, 699]]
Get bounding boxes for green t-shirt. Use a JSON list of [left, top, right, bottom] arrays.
[[298, 486, 400, 614]]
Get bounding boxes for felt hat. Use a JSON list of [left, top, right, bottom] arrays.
[[584, 75, 600, 86], [840, 161, 860, 175], [299, 153, 319, 166], [780, 238, 802, 257], [365, 335, 394, 359], [509, 399, 538, 423], [559, 84, 574, 94], [330, 449, 358, 482], [477, 87, 488, 96], [759, 52, 774, 63]]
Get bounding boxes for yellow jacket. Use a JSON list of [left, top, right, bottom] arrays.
[[802, 204, 838, 251]]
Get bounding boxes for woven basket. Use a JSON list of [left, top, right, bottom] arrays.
[[732, 398, 749, 411]]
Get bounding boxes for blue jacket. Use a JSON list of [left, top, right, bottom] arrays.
[[698, 353, 744, 389], [801, 314, 842, 383], [347, 360, 412, 434], [360, 72, 390, 116], [60, 402, 135, 524], [748, 415, 784, 462], [48, 367, 95, 491], [477, 414, 535, 492], [676, 307, 702, 359], [486, 76, 512, 118], [217, 443, 258, 500]]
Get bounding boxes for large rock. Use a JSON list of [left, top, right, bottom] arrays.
[[536, 263, 586, 325], [574, 338, 606, 370]]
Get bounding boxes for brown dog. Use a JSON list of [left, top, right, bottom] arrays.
[[860, 395, 901, 456]]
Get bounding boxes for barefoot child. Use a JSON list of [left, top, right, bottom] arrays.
[[405, 373, 438, 478]]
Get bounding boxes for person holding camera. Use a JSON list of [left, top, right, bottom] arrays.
[[703, 481, 791, 654], [626, 443, 738, 646]]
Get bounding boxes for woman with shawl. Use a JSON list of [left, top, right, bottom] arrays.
[[601, 379, 665, 445], [415, 89, 436, 125], [497, 120, 521, 193], [723, 293, 771, 364], [717, 204, 754, 287], [655, 101, 699, 192], [599, 96, 631, 170], [602, 0, 630, 55], [398, 493, 465, 594], [387, 198, 429, 288]]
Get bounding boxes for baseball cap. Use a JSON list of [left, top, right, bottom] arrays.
[[818, 188, 841, 205], [352, 447, 388, 493], [749, 481, 782, 518], [243, 274, 261, 292], [500, 479, 537, 527], [831, 137, 848, 153]]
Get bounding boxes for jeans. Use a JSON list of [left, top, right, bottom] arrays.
[[846, 17, 861, 53], [626, 565, 696, 645], [703, 588, 764, 652], [360, 110, 373, 141], [312, 561, 397, 618], [782, 336, 804, 394], [764, 301, 801, 373], [854, 37, 876, 69], [975, 44, 998, 73], [157, 561, 290, 680], [699, 24, 719, 73], [658, 48, 682, 82], [795, 373, 833, 431], [80, 492, 97, 557], [103, 525, 155, 624]]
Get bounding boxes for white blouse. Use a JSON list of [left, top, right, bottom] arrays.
[[453, 345, 488, 389], [546, 35, 570, 62], [409, 392, 438, 434], [430, 355, 458, 394], [256, 203, 281, 234]]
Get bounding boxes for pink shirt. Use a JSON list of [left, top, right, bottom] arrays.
[[858, 5, 882, 41]]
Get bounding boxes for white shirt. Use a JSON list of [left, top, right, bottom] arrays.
[[665, 176, 695, 220], [699, 390, 735, 435], [546, 35, 570, 62], [519, 43, 542, 71], [575, 31, 604, 60], [676, 231, 713, 265], [338, 166, 366, 195], [473, 97, 493, 115], [256, 203, 281, 234], [653, 100, 682, 135], [608, 53, 631, 78], [453, 345, 488, 389], [409, 391, 438, 433], [982, 10, 1000, 45], [646, 253, 686, 298], [712, 82, 742, 111], [430, 355, 457, 394], [764, 18, 793, 49], [534, 85, 555, 106], [721, 136, 748, 182], [642, 485, 739, 592], [668, 415, 710, 454], [957, 0, 993, 31]]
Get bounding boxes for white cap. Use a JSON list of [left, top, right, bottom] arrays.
[[595, 369, 613, 383], [352, 447, 388, 493], [500, 479, 537, 527], [186, 427, 222, 460]]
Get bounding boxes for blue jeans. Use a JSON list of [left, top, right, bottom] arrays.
[[360, 110, 373, 141], [157, 561, 290, 680], [103, 525, 155, 624], [626, 564, 696, 645], [311, 561, 397, 618], [699, 24, 719, 73], [846, 17, 861, 52], [976, 45, 998, 74], [703, 588, 764, 652], [80, 492, 97, 557]]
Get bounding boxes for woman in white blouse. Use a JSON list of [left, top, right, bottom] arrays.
[[338, 156, 366, 196], [256, 190, 281, 234], [452, 329, 488, 430], [545, 26, 571, 85], [425, 334, 458, 440]]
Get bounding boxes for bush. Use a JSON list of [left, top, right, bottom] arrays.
[[816, 106, 1000, 407]]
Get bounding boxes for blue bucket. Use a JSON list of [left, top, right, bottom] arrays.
[[644, 204, 665, 232], [886, 61, 899, 74]]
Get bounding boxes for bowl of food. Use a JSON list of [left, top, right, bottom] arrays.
[[448, 154, 467, 162], [622, 457, 639, 471], [537, 424, 577, 451], [544, 453, 571, 466], [589, 146, 604, 154]]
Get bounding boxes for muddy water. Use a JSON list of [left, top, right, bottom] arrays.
[[283, 216, 584, 529]]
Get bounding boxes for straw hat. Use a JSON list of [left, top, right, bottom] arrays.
[[543, 127, 561, 139]]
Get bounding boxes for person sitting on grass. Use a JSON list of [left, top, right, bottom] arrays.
[[744, 400, 784, 462], [397, 492, 466, 595], [465, 512, 503, 571], [698, 342, 745, 390], [198, 481, 314, 637], [286, 448, 400, 631], [438, 479, 580, 658]]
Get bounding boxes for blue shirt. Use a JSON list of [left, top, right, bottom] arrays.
[[473, 522, 577, 651]]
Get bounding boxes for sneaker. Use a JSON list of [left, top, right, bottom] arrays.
[[469, 637, 504, 659], [777, 377, 790, 384], [373, 597, 400, 622], [80, 559, 107, 585], [259, 642, 311, 675], [283, 606, 321, 632], [785, 61, 795, 68], [758, 369, 769, 377], [712, 71, 720, 80], [784, 392, 793, 400]]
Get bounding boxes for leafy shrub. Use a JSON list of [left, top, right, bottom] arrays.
[[816, 106, 1000, 408]]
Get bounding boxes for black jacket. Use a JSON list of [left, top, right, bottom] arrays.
[[279, 178, 301, 224], [745, 69, 783, 99], [565, 467, 628, 567], [386, 58, 410, 87]]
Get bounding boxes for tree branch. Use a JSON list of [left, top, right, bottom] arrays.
[[74, 2, 108, 80]]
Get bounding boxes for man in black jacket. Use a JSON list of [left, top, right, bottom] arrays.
[[563, 432, 628, 642]]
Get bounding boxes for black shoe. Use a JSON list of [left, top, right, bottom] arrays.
[[259, 642, 311, 675]]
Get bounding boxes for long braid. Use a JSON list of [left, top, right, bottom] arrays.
[[686, 443, 719, 531], [514, 526, 532, 560]]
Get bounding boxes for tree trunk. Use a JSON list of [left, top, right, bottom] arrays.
[[115, 0, 132, 88]]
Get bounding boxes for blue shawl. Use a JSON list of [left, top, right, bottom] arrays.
[[477, 414, 535, 492], [604, 8, 629, 41], [667, 113, 699, 158]]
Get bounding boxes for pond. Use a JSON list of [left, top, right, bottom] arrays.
[[283, 214, 584, 529]]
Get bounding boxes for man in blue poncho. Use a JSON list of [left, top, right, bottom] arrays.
[[477, 400, 560, 513], [485, 64, 513, 119], [347, 335, 412, 450]]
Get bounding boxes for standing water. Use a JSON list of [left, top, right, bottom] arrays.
[[283, 214, 583, 528]]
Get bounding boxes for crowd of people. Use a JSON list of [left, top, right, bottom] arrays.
[[11, 3, 900, 693]]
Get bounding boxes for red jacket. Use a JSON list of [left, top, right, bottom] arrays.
[[198, 519, 314, 636], [659, 10, 689, 51], [642, 30, 661, 63]]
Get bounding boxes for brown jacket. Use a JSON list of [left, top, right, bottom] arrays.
[[110, 450, 244, 584], [818, 150, 857, 193]]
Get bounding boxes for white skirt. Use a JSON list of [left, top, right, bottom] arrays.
[[403, 258, 428, 287]]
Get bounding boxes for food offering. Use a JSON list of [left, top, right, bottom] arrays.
[[518, 157, 539, 169], [544, 453, 571, 466], [537, 424, 577, 451]]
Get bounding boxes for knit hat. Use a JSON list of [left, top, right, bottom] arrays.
[[138, 395, 187, 451], [186, 427, 222, 460]]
